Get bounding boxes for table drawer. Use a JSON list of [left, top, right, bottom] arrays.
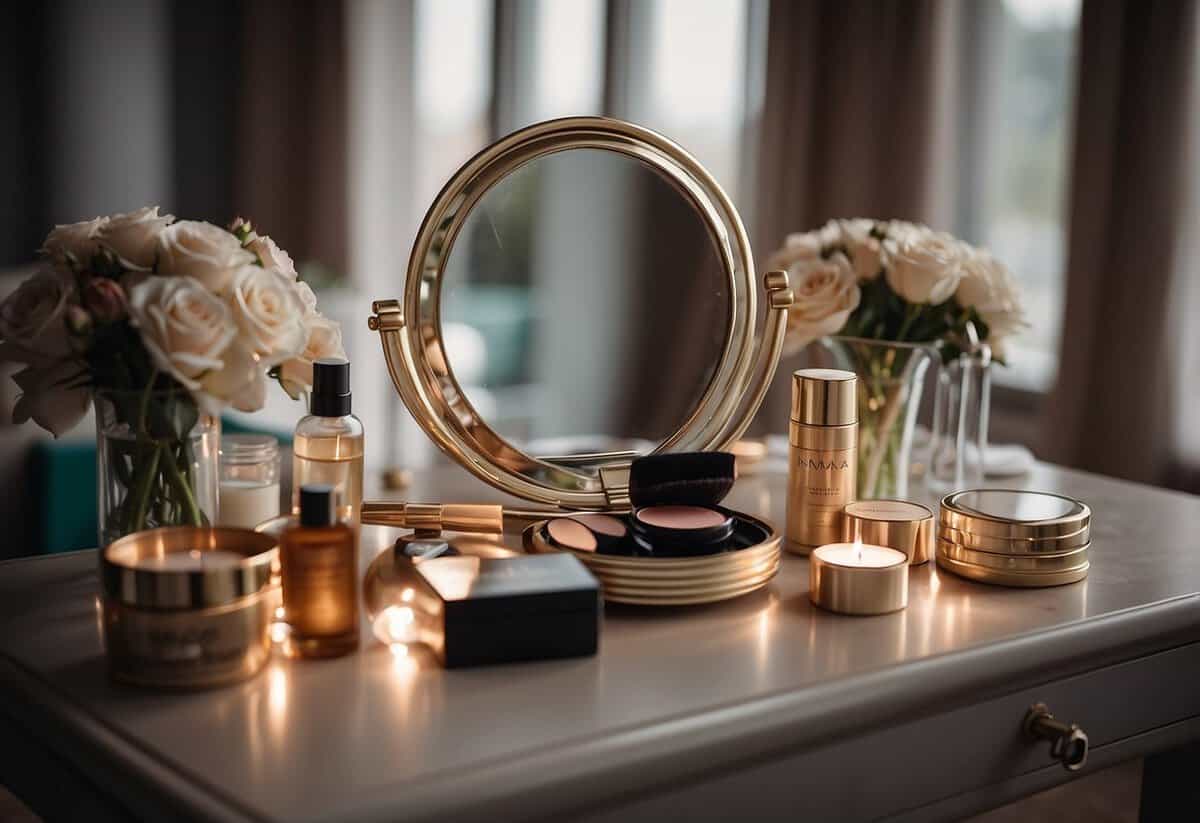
[[578, 641, 1200, 822]]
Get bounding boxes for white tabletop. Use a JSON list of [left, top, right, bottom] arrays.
[[2, 462, 1199, 822]]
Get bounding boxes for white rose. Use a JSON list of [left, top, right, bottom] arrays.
[[278, 313, 346, 397], [783, 252, 861, 353], [41, 217, 108, 267], [245, 234, 298, 279], [10, 360, 91, 437], [128, 275, 239, 411], [227, 265, 307, 365], [98, 206, 175, 270], [816, 219, 842, 248], [956, 248, 1026, 341], [765, 231, 823, 272], [156, 220, 256, 294], [838, 218, 883, 281], [293, 280, 318, 315], [883, 227, 965, 304], [200, 339, 267, 413], [0, 268, 75, 364]]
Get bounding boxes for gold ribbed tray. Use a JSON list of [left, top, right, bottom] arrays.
[[524, 515, 781, 605], [936, 552, 1089, 587]]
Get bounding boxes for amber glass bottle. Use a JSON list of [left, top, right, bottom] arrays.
[[281, 484, 359, 658]]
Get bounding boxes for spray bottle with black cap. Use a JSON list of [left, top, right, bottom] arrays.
[[292, 358, 365, 523]]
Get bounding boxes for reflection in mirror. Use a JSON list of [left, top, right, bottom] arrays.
[[440, 149, 729, 457]]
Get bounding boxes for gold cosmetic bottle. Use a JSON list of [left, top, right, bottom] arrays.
[[293, 358, 364, 524], [786, 368, 858, 554], [281, 484, 360, 658]]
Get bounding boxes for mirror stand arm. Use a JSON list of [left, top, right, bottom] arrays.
[[718, 270, 793, 447]]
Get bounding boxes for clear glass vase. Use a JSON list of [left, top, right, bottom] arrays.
[[812, 336, 937, 499], [928, 347, 992, 492], [95, 388, 220, 546]]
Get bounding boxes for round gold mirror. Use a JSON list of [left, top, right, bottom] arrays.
[[370, 117, 792, 509]]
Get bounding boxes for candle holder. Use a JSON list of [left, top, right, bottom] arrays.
[[809, 542, 908, 615]]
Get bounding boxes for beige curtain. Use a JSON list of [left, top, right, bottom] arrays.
[[752, 0, 958, 433], [236, 0, 348, 276], [1040, 0, 1199, 485]]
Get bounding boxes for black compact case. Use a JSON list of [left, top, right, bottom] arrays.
[[412, 553, 601, 668]]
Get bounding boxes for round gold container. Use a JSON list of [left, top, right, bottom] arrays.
[[101, 527, 279, 688], [843, 499, 935, 565], [940, 489, 1090, 541], [525, 515, 781, 606], [936, 490, 1091, 588], [937, 539, 1090, 572], [936, 553, 1090, 587]]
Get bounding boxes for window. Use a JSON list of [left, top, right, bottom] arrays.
[[957, 0, 1082, 391]]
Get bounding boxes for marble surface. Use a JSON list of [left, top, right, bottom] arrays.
[[1, 462, 1199, 822]]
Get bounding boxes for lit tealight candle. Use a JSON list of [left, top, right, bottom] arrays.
[[809, 542, 908, 615]]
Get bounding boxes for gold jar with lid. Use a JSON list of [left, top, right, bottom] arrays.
[[843, 499, 935, 565], [100, 527, 280, 687], [936, 490, 1091, 587]]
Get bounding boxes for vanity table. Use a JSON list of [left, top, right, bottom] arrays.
[[1, 461, 1198, 822]]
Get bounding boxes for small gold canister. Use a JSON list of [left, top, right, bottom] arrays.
[[786, 369, 858, 554], [843, 499, 934, 565], [101, 527, 279, 688]]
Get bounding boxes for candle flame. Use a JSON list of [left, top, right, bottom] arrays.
[[852, 539, 863, 564]]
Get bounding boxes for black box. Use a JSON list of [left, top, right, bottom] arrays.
[[412, 553, 601, 668]]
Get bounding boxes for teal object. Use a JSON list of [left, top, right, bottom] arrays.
[[30, 414, 290, 555]]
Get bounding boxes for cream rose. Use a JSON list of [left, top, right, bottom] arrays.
[[765, 231, 823, 273], [245, 234, 298, 279], [98, 206, 175, 270], [128, 275, 236, 402], [279, 313, 346, 396], [956, 248, 1026, 341], [0, 268, 75, 364], [227, 265, 307, 365], [838, 218, 883, 281], [10, 360, 91, 437], [883, 226, 965, 304], [156, 221, 255, 293], [41, 217, 108, 267], [293, 280, 318, 315], [783, 252, 861, 353]]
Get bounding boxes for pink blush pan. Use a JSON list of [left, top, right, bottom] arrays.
[[546, 518, 598, 552], [635, 505, 728, 530]]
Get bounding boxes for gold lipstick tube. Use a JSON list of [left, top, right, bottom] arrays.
[[360, 501, 555, 535], [786, 369, 858, 554]]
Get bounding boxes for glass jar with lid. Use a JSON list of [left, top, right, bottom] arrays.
[[218, 434, 282, 530]]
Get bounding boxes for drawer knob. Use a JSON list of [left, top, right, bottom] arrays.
[[1023, 703, 1089, 771]]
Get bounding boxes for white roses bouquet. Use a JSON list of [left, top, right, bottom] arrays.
[[1, 206, 344, 538], [767, 218, 1025, 361], [768, 219, 1026, 497]]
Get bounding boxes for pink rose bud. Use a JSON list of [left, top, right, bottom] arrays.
[[82, 277, 127, 324], [65, 305, 93, 337]]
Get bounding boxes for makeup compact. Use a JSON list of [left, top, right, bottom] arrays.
[[363, 117, 795, 605], [363, 549, 601, 668], [936, 489, 1091, 587]]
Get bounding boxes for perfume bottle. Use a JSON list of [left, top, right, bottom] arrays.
[[280, 484, 359, 658], [293, 358, 364, 523], [785, 368, 858, 553]]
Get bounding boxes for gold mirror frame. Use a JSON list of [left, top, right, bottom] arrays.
[[370, 116, 793, 509]]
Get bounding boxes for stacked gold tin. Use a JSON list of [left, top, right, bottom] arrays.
[[936, 490, 1091, 587]]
